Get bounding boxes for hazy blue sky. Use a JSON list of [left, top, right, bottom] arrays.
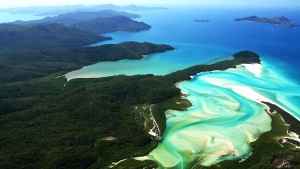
[[1, 0, 300, 8]]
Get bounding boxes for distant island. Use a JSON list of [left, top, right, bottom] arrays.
[[194, 19, 209, 22], [12, 10, 151, 34], [69, 15, 151, 34], [0, 4, 168, 16], [13, 9, 141, 24], [234, 16, 299, 27]]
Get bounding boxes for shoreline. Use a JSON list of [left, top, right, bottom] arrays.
[[64, 46, 175, 82], [214, 103, 299, 169], [265, 102, 300, 145], [149, 61, 271, 168], [149, 59, 299, 168]]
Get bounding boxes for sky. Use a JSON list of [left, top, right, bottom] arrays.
[[0, 0, 300, 8]]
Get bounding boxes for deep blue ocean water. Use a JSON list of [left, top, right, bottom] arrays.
[[1, 7, 299, 80], [88, 7, 300, 83]]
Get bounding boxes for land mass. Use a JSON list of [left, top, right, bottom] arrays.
[[0, 4, 168, 16], [13, 10, 141, 25], [0, 23, 110, 52], [71, 15, 151, 34], [234, 16, 299, 27], [1, 5, 297, 169], [0, 42, 174, 83], [194, 19, 209, 22], [0, 10, 152, 53], [1, 49, 285, 169], [12, 10, 151, 34]]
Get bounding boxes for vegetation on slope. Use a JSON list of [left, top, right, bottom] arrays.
[[72, 16, 151, 34], [1, 4, 166, 16], [0, 73, 180, 169], [0, 42, 174, 83], [0, 23, 110, 52], [0, 50, 275, 169], [0, 9, 152, 54], [12, 10, 151, 34], [13, 10, 140, 25]]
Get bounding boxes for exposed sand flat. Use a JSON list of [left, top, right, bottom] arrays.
[[241, 63, 262, 77], [134, 156, 150, 161], [101, 136, 117, 141], [149, 58, 300, 168]]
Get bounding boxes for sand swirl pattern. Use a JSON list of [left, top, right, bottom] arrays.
[[149, 58, 300, 168]]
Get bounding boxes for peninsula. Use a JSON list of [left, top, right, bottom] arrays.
[[234, 16, 299, 27], [0, 42, 174, 83]]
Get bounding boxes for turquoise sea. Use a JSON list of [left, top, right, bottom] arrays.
[[1, 6, 299, 168], [69, 7, 300, 167], [65, 7, 300, 83]]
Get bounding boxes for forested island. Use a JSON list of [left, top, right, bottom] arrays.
[[0, 4, 167, 16], [12, 10, 151, 34], [13, 9, 141, 24], [234, 16, 299, 27], [0, 10, 152, 53]]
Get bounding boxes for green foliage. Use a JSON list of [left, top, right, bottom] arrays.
[[72, 16, 151, 34], [0, 74, 172, 169], [13, 10, 140, 25], [151, 96, 192, 134], [0, 23, 109, 52], [1, 49, 289, 169], [12, 10, 149, 34], [165, 50, 261, 84], [119, 41, 174, 55], [0, 42, 174, 83], [266, 103, 300, 135]]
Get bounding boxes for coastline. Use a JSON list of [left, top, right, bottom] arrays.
[[1, 5, 300, 169], [64, 45, 175, 82], [148, 56, 300, 168], [214, 103, 299, 169], [234, 16, 298, 28], [108, 51, 265, 168], [265, 102, 300, 148], [2, 48, 299, 169], [62, 51, 300, 168]]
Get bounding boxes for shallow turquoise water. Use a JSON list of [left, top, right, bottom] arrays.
[[64, 7, 300, 167], [1, 7, 299, 168], [64, 6, 300, 118], [149, 57, 300, 168], [65, 7, 300, 82]]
